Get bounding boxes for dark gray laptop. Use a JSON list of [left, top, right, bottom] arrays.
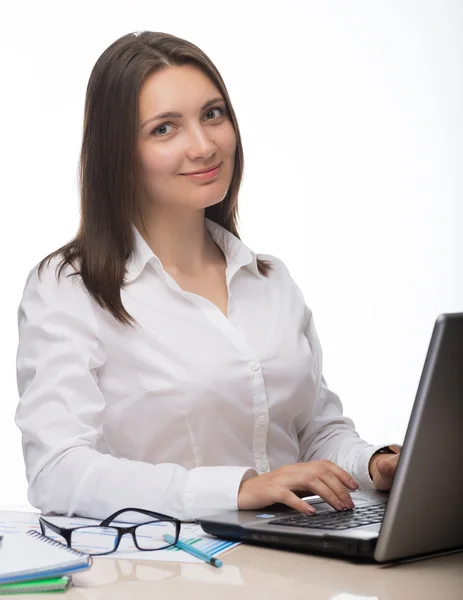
[[198, 313, 463, 562]]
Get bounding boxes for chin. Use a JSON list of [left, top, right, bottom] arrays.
[[201, 196, 226, 211]]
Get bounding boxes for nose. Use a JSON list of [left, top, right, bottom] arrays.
[[185, 124, 217, 160]]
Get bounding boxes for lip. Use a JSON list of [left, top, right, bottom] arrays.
[[183, 162, 222, 179]]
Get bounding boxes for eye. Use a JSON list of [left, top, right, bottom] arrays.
[[150, 106, 226, 136], [205, 106, 225, 120], [151, 123, 174, 137]]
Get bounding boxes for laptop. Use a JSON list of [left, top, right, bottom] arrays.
[[198, 313, 463, 562]]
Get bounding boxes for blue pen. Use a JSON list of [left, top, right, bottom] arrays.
[[163, 534, 223, 568]]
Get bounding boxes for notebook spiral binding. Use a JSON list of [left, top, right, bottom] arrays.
[[26, 530, 90, 558]]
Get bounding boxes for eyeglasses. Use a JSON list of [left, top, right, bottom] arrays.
[[39, 507, 181, 556]]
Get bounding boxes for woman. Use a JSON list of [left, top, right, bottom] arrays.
[[15, 31, 400, 521]]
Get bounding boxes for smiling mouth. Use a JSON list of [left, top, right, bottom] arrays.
[[183, 162, 222, 175]]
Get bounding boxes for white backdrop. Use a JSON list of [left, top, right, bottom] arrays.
[[1, 0, 462, 508]]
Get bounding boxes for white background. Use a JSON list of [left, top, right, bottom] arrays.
[[1, 0, 462, 508]]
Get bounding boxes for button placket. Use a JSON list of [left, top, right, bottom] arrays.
[[248, 358, 270, 474]]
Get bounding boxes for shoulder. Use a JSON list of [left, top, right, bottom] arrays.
[[256, 252, 312, 316], [256, 252, 302, 289], [25, 254, 83, 293], [17, 256, 106, 377], [20, 255, 94, 320], [256, 253, 289, 276]]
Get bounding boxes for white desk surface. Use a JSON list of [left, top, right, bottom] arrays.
[[2, 506, 462, 599]]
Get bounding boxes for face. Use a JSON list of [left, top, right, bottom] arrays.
[[137, 64, 237, 214]]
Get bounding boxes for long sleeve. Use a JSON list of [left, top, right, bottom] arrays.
[[272, 259, 391, 491], [15, 262, 252, 521], [297, 307, 387, 489]]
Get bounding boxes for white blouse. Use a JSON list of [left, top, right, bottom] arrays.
[[15, 218, 383, 521]]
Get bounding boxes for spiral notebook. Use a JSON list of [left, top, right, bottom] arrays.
[[0, 530, 92, 585]]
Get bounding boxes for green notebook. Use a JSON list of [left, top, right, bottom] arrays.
[[0, 576, 71, 594]]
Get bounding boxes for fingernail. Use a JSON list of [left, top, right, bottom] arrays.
[[350, 479, 359, 488], [306, 505, 317, 515], [337, 502, 345, 511], [345, 496, 354, 509]]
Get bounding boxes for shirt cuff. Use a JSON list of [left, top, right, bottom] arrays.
[[354, 444, 394, 490], [183, 466, 256, 520]]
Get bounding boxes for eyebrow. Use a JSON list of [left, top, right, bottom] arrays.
[[140, 96, 225, 129]]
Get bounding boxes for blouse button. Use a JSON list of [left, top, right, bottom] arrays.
[[249, 360, 259, 371]]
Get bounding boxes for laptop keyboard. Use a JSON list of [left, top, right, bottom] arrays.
[[269, 502, 386, 530]]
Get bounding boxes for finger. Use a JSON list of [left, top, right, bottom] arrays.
[[373, 455, 398, 491], [303, 478, 350, 512], [377, 455, 398, 482], [319, 472, 355, 509], [383, 453, 399, 471], [377, 461, 394, 480], [277, 489, 317, 515], [328, 463, 359, 491]]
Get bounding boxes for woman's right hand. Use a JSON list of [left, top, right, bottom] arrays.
[[237, 461, 359, 514]]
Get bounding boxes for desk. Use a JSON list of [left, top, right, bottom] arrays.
[[2, 506, 462, 599], [36, 543, 463, 599]]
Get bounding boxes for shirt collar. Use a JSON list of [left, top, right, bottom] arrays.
[[125, 218, 263, 284]]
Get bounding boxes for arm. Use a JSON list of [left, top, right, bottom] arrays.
[[290, 295, 388, 490], [15, 261, 252, 521]]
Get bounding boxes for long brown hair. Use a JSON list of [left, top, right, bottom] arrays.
[[39, 31, 272, 326]]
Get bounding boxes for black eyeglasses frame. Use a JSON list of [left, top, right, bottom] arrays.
[[39, 507, 182, 556]]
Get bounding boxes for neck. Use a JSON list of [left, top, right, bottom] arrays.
[[134, 208, 221, 275]]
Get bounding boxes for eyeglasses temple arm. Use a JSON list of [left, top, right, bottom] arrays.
[[39, 517, 63, 536], [100, 507, 178, 527]]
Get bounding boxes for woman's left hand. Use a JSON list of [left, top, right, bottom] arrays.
[[369, 445, 402, 491]]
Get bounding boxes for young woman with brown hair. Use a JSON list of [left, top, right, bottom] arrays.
[[15, 31, 399, 521]]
